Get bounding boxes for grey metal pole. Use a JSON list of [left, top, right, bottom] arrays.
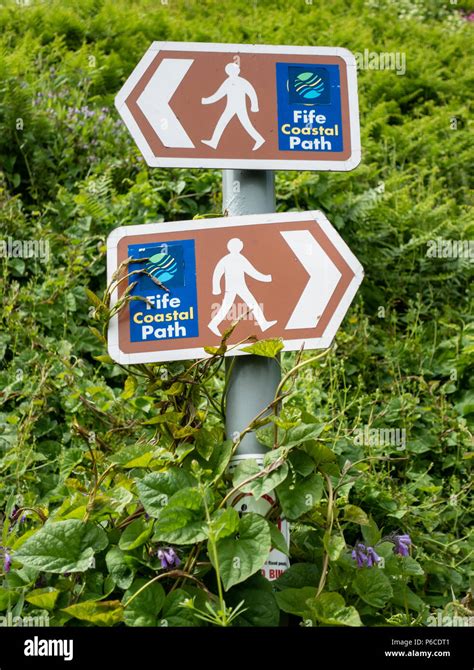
[[222, 169, 280, 455]]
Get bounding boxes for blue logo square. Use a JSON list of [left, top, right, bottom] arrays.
[[276, 62, 343, 153], [127, 239, 199, 343]]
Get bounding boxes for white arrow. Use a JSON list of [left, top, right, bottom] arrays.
[[281, 230, 342, 329], [137, 58, 195, 149]]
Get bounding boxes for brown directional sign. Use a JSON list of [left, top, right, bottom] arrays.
[[107, 212, 363, 364], [115, 42, 360, 171]]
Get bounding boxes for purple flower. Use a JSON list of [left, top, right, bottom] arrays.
[[352, 542, 368, 568], [4, 552, 11, 573], [366, 546, 381, 567], [0, 546, 12, 573], [157, 547, 180, 570], [393, 533, 411, 557], [352, 542, 381, 568]]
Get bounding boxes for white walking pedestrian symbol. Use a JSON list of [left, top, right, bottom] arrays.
[[208, 238, 277, 336], [201, 63, 265, 150]]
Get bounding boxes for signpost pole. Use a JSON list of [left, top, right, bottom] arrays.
[[222, 169, 280, 455]]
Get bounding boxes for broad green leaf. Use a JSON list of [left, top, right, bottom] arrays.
[[122, 452, 154, 469], [384, 554, 424, 577], [171, 424, 199, 439], [281, 424, 325, 449], [195, 427, 218, 461], [135, 469, 195, 518], [275, 586, 317, 616], [154, 507, 207, 545], [123, 578, 166, 627], [62, 600, 123, 626], [213, 513, 272, 591], [143, 411, 184, 425], [4, 564, 38, 588], [119, 518, 152, 551], [210, 507, 240, 541], [291, 409, 318, 425], [371, 541, 395, 560], [232, 457, 288, 499], [276, 472, 323, 520], [159, 589, 201, 627], [25, 587, 60, 611], [255, 424, 276, 448], [205, 439, 234, 481], [391, 581, 425, 612], [94, 353, 114, 363], [163, 381, 184, 396], [343, 504, 369, 526], [272, 414, 301, 430], [58, 448, 84, 484], [167, 487, 204, 511], [105, 546, 135, 589], [241, 339, 283, 357], [398, 556, 424, 576], [82, 571, 114, 602], [12, 528, 40, 551], [175, 443, 195, 463], [361, 517, 382, 546], [306, 592, 362, 627], [110, 443, 156, 468], [303, 442, 337, 466], [107, 487, 134, 513], [324, 533, 346, 561], [353, 568, 393, 608], [275, 563, 321, 590], [153, 487, 210, 544], [232, 459, 260, 487], [258, 451, 289, 496], [227, 575, 280, 626], [267, 521, 289, 556], [288, 449, 315, 477], [0, 587, 19, 611], [15, 520, 108, 574], [121, 375, 137, 400]]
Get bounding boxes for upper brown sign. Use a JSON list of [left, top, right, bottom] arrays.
[[115, 42, 361, 171]]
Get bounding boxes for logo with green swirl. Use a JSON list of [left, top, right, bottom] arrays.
[[288, 66, 330, 105], [146, 252, 179, 283]]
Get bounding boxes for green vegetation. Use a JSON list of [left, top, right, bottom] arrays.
[[0, 0, 472, 627]]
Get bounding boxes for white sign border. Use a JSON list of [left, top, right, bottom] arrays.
[[115, 42, 361, 172], [107, 211, 364, 365]]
